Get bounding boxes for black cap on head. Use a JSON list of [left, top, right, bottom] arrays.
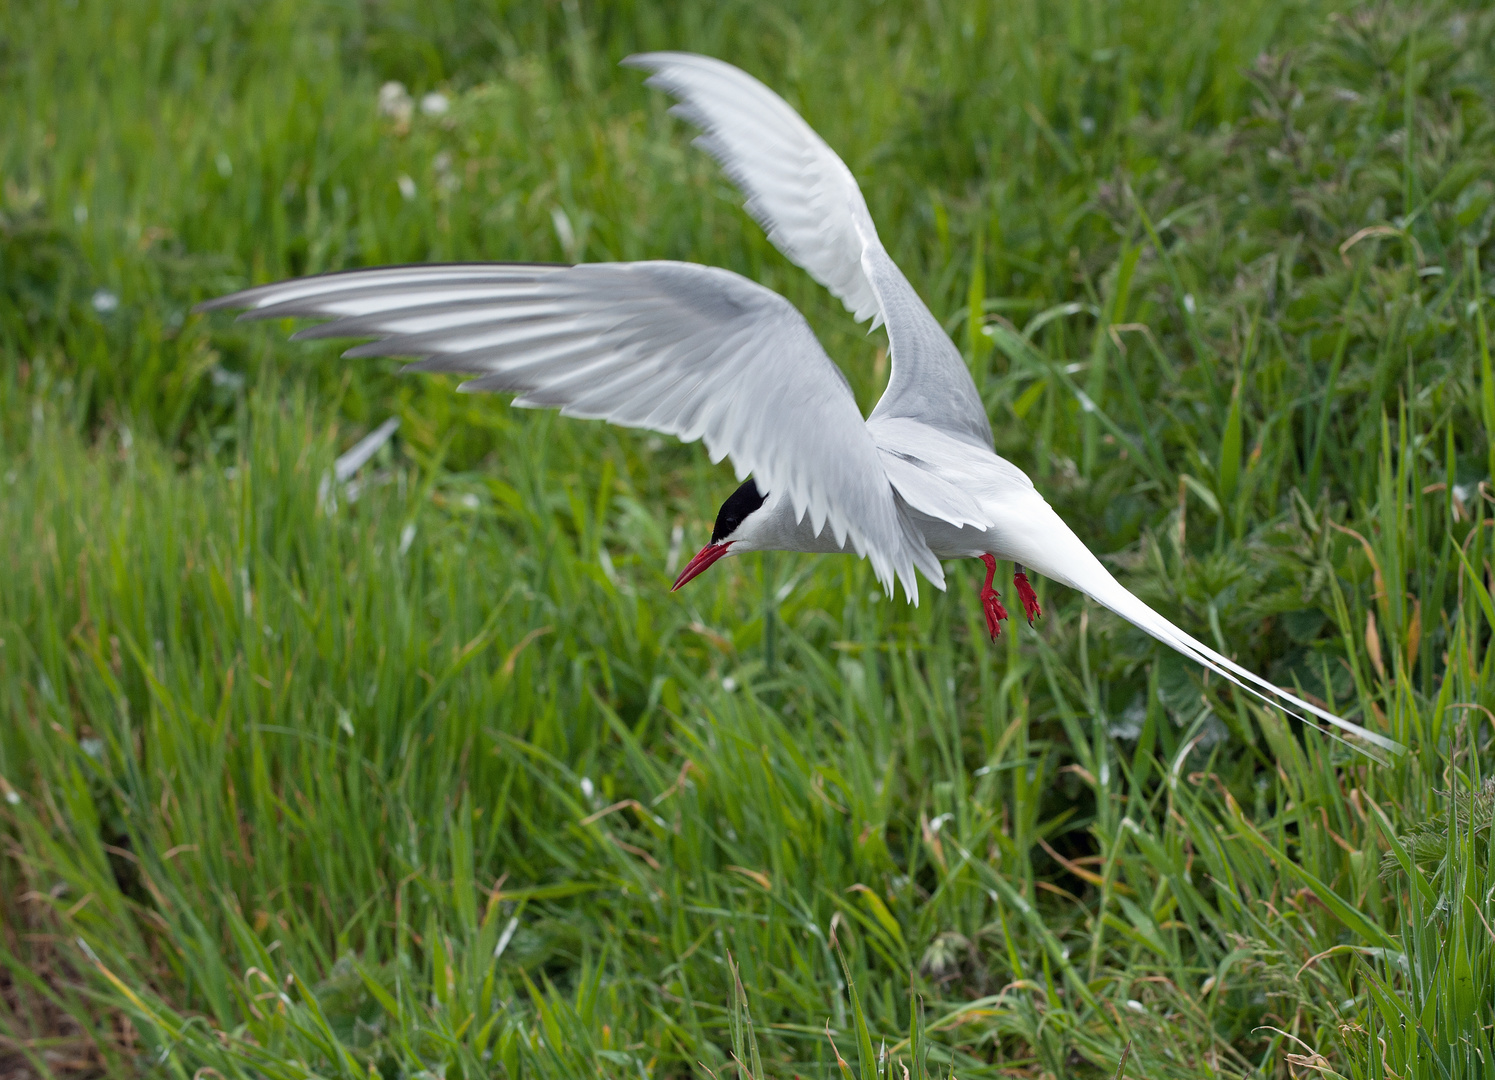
[[711, 479, 765, 543]]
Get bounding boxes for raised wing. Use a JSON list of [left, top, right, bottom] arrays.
[[625, 52, 993, 449], [197, 261, 939, 601]]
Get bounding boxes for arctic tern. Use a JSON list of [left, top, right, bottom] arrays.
[[198, 52, 1398, 754]]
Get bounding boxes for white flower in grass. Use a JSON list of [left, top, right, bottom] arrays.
[[1109, 699, 1146, 740], [551, 206, 578, 259], [91, 289, 118, 313], [397, 174, 417, 201], [420, 92, 449, 116], [378, 81, 413, 124], [433, 150, 460, 193], [210, 366, 245, 391]]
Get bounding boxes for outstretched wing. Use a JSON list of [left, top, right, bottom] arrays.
[[197, 261, 942, 600], [625, 51, 993, 449]]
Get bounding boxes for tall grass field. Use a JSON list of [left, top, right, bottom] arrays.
[[4, 1, 1495, 1077]]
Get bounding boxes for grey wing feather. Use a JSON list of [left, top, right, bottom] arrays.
[[199, 261, 939, 601], [625, 51, 993, 448], [623, 52, 880, 321]]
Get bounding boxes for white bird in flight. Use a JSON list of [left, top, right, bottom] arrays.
[[199, 52, 1398, 755]]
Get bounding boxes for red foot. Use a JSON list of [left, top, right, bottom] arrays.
[[978, 555, 1009, 641], [1014, 569, 1042, 625]]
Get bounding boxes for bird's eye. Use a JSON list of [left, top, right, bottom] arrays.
[[711, 479, 765, 542]]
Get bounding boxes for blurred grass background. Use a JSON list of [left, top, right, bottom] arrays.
[[3, 0, 1495, 1077]]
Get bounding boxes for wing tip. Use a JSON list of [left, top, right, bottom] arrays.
[[193, 294, 241, 315], [621, 51, 681, 73], [622, 51, 730, 75]]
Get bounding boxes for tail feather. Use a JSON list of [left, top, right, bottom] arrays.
[[1014, 511, 1404, 756], [1088, 578, 1401, 754]]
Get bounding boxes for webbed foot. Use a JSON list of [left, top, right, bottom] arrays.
[[1013, 566, 1042, 625], [978, 554, 1009, 640]]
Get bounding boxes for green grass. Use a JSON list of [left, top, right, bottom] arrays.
[[4, 0, 1495, 1077]]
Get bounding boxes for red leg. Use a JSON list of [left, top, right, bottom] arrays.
[[978, 554, 1009, 641], [1013, 565, 1042, 624]]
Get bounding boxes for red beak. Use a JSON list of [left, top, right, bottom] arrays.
[[672, 542, 732, 591]]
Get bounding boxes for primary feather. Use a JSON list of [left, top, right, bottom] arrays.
[[625, 51, 993, 450], [200, 260, 938, 601]]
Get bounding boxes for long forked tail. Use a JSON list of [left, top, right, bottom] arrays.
[[1017, 514, 1404, 756], [1087, 576, 1402, 755]]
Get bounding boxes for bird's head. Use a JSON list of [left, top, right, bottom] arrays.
[[671, 479, 767, 591]]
